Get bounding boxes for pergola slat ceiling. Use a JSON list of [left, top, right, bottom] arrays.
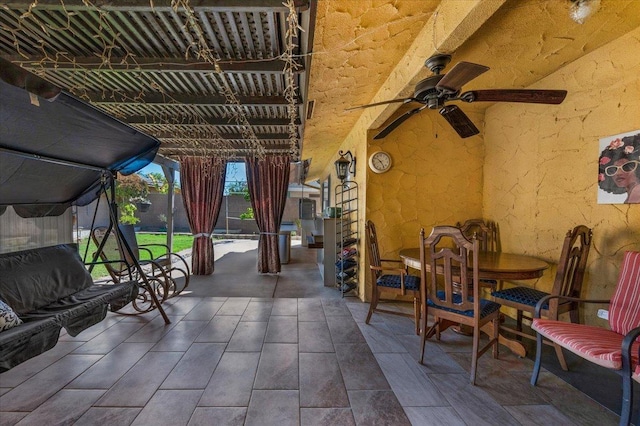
[[0, 0, 314, 161]]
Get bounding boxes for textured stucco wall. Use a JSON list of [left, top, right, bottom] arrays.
[[311, 1, 640, 305], [483, 27, 640, 324], [364, 108, 485, 300]]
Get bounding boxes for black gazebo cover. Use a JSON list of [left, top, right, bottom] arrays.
[[0, 58, 160, 216]]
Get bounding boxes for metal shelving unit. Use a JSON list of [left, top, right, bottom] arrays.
[[335, 181, 358, 297]]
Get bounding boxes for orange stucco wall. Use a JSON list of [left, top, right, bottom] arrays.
[[321, 16, 640, 317], [483, 27, 640, 324], [362, 107, 485, 301]]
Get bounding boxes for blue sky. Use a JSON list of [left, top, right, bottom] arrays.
[[138, 161, 247, 184]]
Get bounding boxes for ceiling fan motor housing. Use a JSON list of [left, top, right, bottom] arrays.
[[414, 75, 446, 108]]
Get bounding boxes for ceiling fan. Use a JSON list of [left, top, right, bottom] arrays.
[[346, 54, 567, 139]]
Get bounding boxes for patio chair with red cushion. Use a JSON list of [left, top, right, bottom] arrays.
[[530, 251, 640, 426]]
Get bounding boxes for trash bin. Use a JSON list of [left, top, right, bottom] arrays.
[[279, 231, 291, 264]]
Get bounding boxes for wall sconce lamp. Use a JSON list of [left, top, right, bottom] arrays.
[[334, 150, 356, 182]]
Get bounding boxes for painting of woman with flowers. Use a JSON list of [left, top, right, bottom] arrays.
[[598, 130, 640, 204]]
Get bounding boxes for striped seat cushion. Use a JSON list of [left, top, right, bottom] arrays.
[[377, 274, 420, 291], [491, 287, 550, 308], [427, 291, 501, 319], [532, 319, 640, 370]]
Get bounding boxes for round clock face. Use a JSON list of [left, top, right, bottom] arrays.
[[368, 151, 392, 174]]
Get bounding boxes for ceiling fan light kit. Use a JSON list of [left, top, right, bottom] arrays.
[[569, 0, 601, 24], [347, 54, 567, 140]]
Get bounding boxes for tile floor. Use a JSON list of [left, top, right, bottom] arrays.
[[0, 241, 628, 425]]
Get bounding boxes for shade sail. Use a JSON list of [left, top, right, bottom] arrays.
[[0, 58, 160, 210]]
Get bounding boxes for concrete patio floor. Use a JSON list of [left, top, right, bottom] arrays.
[[0, 240, 631, 425]]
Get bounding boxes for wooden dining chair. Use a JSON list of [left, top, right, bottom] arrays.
[[457, 218, 500, 290], [419, 226, 501, 385], [365, 220, 421, 334], [491, 224, 592, 370], [456, 218, 500, 254], [530, 251, 640, 426]]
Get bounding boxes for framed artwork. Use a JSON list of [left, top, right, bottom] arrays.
[[597, 130, 640, 204]]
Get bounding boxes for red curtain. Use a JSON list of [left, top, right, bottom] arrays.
[[179, 156, 226, 275], [246, 155, 291, 273]]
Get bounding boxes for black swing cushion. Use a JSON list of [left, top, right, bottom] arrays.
[[0, 244, 138, 372], [0, 244, 94, 314]]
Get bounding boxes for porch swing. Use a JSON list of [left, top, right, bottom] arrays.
[[0, 58, 170, 372]]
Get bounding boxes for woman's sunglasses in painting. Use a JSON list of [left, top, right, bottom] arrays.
[[604, 160, 640, 177]]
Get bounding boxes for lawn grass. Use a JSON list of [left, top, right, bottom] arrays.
[[79, 233, 194, 280]]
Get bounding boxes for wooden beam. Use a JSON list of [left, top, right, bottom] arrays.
[[84, 91, 300, 106], [3, 0, 310, 12], [152, 154, 180, 171], [126, 115, 300, 126], [153, 132, 293, 140], [12, 57, 303, 74], [160, 143, 292, 150]]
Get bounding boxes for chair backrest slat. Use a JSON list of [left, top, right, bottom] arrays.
[[552, 225, 592, 299], [457, 218, 499, 253], [365, 220, 382, 279], [421, 226, 478, 313], [609, 251, 640, 336]]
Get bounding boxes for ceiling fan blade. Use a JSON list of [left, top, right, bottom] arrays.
[[436, 62, 489, 94], [439, 105, 479, 138], [345, 97, 415, 111], [460, 89, 567, 104], [373, 106, 426, 140]]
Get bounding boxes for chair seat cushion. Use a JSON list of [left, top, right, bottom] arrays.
[[532, 319, 640, 370], [491, 287, 550, 308], [376, 274, 420, 291], [427, 291, 501, 319]]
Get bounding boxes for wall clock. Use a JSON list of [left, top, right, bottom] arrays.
[[368, 151, 392, 174]]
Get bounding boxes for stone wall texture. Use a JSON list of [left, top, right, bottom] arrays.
[[353, 26, 640, 323], [482, 27, 640, 323]]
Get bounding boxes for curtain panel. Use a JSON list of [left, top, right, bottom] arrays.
[[179, 156, 226, 275], [246, 155, 290, 273]]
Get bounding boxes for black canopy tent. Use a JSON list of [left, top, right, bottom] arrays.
[[0, 57, 159, 214], [0, 58, 169, 323]]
